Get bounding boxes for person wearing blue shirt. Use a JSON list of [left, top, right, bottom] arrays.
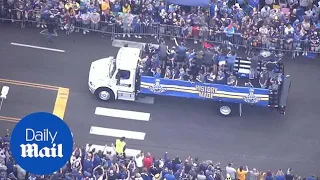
[[141, 168, 150, 180], [164, 170, 175, 180], [224, 24, 235, 37], [117, 168, 128, 179], [187, 50, 196, 66], [174, 38, 186, 55], [151, 55, 160, 68], [216, 70, 226, 84], [315, 20, 320, 30], [93, 154, 101, 169], [174, 169, 182, 179], [153, 68, 161, 78], [213, 51, 220, 74], [248, 0, 258, 14], [113, 1, 121, 13], [168, 4, 175, 13], [307, 174, 316, 180], [210, 3, 216, 18], [87, 3, 97, 13], [275, 169, 286, 180], [265, 171, 273, 180], [158, 2, 165, 13], [226, 51, 236, 73], [71, 168, 83, 180], [6, 157, 14, 174], [83, 154, 94, 177]]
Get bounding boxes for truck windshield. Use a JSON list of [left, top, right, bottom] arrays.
[[109, 59, 116, 78]]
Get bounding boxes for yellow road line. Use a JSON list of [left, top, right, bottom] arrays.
[[0, 116, 20, 123], [0, 78, 59, 91], [53, 87, 69, 120]]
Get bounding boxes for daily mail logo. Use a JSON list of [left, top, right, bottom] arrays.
[[20, 129, 63, 158], [10, 112, 73, 175]]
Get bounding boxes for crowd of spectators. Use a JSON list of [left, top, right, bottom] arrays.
[[1, 0, 320, 52], [0, 134, 318, 180], [0, 0, 320, 179]]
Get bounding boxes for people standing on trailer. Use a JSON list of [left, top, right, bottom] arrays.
[[226, 50, 236, 74], [158, 39, 168, 69], [249, 51, 259, 79]]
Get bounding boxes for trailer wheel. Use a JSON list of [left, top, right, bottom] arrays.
[[219, 105, 232, 116], [95, 88, 114, 102]]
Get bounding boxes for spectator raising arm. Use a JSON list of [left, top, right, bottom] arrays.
[[93, 165, 104, 180], [174, 37, 179, 47], [226, 163, 237, 180], [125, 168, 131, 180]]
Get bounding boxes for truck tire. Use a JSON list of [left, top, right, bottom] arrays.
[[218, 103, 232, 116], [95, 88, 114, 101]]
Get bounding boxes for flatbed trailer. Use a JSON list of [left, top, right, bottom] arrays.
[[88, 47, 291, 116]]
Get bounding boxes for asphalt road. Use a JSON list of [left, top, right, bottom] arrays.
[[0, 83, 56, 118], [1, 24, 320, 176]]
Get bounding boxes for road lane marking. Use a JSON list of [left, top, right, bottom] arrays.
[[0, 116, 20, 123], [53, 88, 69, 120], [89, 126, 146, 140], [0, 78, 59, 90], [86, 144, 141, 157], [95, 107, 150, 121], [11, 42, 66, 53]]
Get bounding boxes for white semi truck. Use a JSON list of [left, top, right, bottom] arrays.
[[88, 47, 141, 102]]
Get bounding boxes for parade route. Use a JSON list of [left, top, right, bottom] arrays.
[[1, 24, 320, 176]]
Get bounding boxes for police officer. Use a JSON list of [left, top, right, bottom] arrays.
[[115, 137, 126, 158]]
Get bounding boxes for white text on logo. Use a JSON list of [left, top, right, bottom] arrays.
[[20, 129, 63, 158]]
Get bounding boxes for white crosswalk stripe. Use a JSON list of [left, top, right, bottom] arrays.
[[89, 126, 146, 140], [95, 107, 150, 121]]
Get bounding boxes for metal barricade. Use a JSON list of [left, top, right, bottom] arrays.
[[1, 9, 319, 55], [73, 20, 115, 36], [113, 23, 160, 39]]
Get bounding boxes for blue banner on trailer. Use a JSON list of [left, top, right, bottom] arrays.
[[140, 76, 270, 107]]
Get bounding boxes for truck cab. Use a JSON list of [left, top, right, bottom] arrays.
[[88, 47, 141, 102]]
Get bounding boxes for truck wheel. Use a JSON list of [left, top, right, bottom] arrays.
[[219, 104, 232, 116], [95, 88, 114, 101]]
